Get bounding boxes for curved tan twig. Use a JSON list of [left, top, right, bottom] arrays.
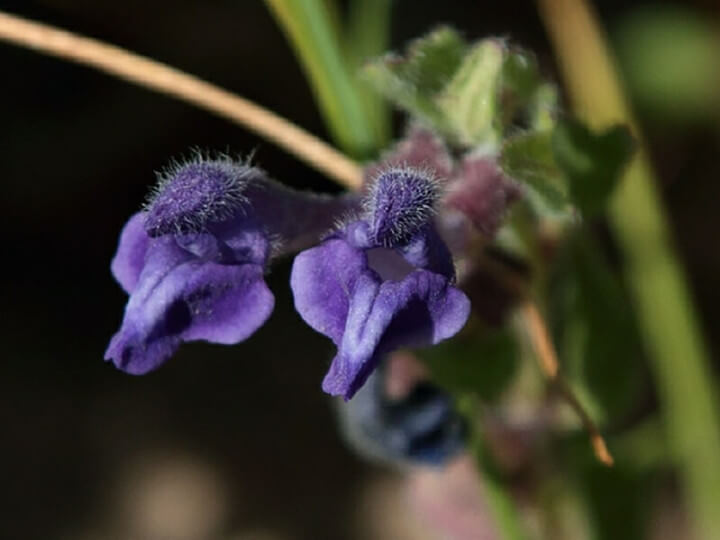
[[520, 300, 614, 466], [0, 10, 363, 190]]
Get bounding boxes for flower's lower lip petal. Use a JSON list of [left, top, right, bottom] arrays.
[[105, 238, 194, 374], [322, 350, 381, 400], [110, 212, 150, 294], [104, 330, 180, 375], [427, 284, 471, 343], [373, 270, 470, 350], [323, 270, 470, 401], [321, 272, 387, 400], [290, 237, 367, 345], [106, 235, 273, 374], [180, 263, 274, 344]]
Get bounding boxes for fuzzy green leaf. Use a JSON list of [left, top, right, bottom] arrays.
[[500, 131, 570, 212], [363, 26, 467, 131], [437, 39, 505, 146], [526, 83, 559, 131]]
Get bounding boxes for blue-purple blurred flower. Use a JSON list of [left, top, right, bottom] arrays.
[[291, 167, 471, 400], [339, 367, 466, 466]]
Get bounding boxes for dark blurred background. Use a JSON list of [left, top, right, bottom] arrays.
[[0, 1, 718, 538]]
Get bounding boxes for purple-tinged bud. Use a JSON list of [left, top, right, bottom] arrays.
[[366, 167, 440, 247], [443, 156, 521, 238], [364, 126, 454, 185], [144, 157, 263, 237]]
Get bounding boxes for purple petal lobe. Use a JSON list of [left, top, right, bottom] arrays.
[[111, 212, 150, 293], [105, 236, 273, 374], [399, 225, 456, 281], [366, 168, 440, 246], [290, 237, 366, 344], [322, 270, 470, 400], [105, 238, 194, 374], [144, 158, 264, 236], [181, 263, 274, 344]]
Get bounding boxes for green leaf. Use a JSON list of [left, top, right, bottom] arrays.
[[500, 120, 633, 219], [526, 83, 559, 131], [579, 463, 650, 540], [264, 0, 378, 157], [344, 0, 393, 145], [363, 26, 467, 131], [550, 233, 647, 424], [418, 327, 519, 402], [552, 119, 634, 216], [436, 39, 505, 146], [365, 30, 551, 149], [499, 48, 543, 126], [500, 131, 571, 213]]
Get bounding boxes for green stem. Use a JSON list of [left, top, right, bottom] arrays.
[[264, 0, 377, 157], [471, 420, 528, 540], [345, 0, 392, 144], [537, 1, 720, 539], [483, 472, 528, 540]]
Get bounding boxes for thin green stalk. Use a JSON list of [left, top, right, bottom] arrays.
[[264, 0, 377, 157], [482, 472, 528, 540], [537, 1, 720, 539], [345, 0, 392, 144], [467, 402, 528, 540]]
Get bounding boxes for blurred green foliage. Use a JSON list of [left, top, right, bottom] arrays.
[[420, 325, 519, 402], [550, 235, 647, 425], [552, 120, 634, 217], [614, 5, 720, 124]]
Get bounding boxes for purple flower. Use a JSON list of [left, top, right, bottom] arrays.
[[106, 156, 355, 374], [291, 168, 471, 400]]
